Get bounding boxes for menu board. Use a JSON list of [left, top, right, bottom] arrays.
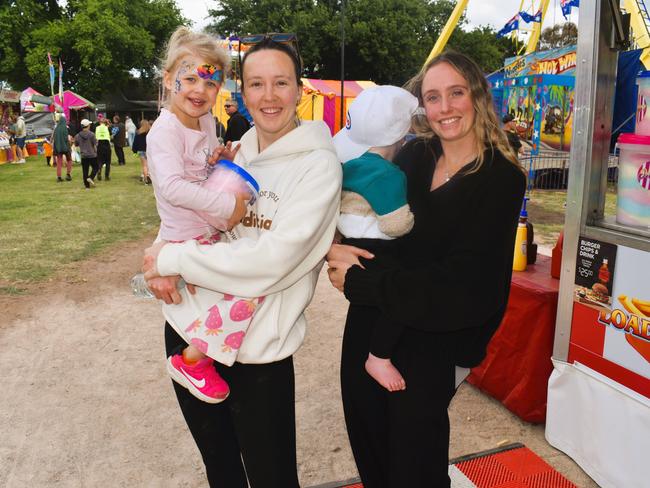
[[569, 237, 650, 397], [573, 236, 618, 308]]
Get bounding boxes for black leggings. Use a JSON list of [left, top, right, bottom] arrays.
[[114, 145, 125, 164], [340, 305, 457, 488], [81, 157, 98, 187], [97, 140, 111, 177], [165, 323, 300, 488]]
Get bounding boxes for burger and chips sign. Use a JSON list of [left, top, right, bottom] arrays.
[[571, 237, 650, 396]]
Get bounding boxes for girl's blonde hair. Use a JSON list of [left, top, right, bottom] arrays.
[[137, 119, 151, 134], [404, 50, 524, 174], [160, 26, 230, 103]]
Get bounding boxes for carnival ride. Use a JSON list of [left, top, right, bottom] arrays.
[[426, 0, 650, 68]]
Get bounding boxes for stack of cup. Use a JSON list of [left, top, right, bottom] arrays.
[[614, 74, 650, 228], [198, 159, 260, 230]]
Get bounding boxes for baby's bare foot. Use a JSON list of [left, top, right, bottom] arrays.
[[365, 353, 406, 392]]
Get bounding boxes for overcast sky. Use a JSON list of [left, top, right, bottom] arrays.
[[176, 0, 578, 33]]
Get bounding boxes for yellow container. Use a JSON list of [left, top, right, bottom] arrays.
[[512, 222, 528, 271]]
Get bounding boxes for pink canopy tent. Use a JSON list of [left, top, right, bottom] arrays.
[[20, 87, 95, 119]]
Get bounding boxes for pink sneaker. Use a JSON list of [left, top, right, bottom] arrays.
[[167, 355, 230, 404]]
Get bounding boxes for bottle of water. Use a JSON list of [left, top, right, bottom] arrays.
[[130, 273, 186, 298]]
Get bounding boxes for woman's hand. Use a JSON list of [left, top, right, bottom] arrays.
[[327, 260, 352, 292], [146, 276, 184, 304], [209, 141, 241, 164], [142, 242, 196, 304], [326, 243, 374, 268]]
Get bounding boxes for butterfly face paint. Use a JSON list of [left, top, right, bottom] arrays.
[[174, 60, 193, 94], [166, 56, 222, 130], [197, 64, 223, 83]]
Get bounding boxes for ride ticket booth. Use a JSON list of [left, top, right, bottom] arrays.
[[545, 2, 650, 487]]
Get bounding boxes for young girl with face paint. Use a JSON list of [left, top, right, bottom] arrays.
[[145, 27, 253, 404]]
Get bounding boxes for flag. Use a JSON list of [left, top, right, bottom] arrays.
[[47, 53, 55, 97], [520, 9, 542, 23], [561, 0, 579, 19], [497, 15, 519, 38], [58, 57, 63, 105]]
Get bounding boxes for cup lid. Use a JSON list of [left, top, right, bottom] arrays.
[[217, 159, 260, 194]]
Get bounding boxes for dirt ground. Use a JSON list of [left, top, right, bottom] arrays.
[[0, 235, 598, 487]]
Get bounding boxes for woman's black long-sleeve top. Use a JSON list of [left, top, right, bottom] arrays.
[[343, 138, 527, 367]]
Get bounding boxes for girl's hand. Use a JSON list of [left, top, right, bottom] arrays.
[[209, 141, 241, 165], [327, 260, 353, 292], [226, 193, 250, 230], [144, 241, 167, 267], [326, 243, 374, 268]]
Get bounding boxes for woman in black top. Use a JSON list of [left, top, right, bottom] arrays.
[[327, 51, 527, 487], [131, 119, 151, 184]]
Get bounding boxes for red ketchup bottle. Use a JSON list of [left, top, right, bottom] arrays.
[[551, 231, 563, 279]]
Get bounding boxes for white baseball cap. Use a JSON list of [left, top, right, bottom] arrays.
[[80, 119, 92, 127], [333, 85, 419, 163]]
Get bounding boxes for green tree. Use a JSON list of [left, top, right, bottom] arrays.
[[208, 0, 517, 84], [0, 0, 185, 99], [0, 0, 62, 90], [538, 22, 577, 51], [448, 26, 518, 73]]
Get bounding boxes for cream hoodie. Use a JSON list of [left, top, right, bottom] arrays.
[[157, 120, 342, 363]]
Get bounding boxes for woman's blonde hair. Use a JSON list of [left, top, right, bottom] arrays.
[[404, 50, 523, 174], [160, 26, 230, 104], [137, 119, 150, 134]]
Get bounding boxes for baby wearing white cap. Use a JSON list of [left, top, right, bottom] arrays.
[[333, 85, 419, 392]]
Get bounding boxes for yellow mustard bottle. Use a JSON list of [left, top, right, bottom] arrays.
[[513, 197, 528, 271]]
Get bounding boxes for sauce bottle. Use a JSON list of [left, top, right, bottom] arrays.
[[513, 197, 528, 271], [551, 231, 564, 279]]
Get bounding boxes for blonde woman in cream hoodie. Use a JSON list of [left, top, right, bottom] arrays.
[[142, 38, 341, 488]]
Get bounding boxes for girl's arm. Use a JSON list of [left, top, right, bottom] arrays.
[[147, 129, 235, 219], [154, 152, 342, 298]]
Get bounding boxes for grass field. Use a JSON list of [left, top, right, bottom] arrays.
[[0, 151, 618, 293], [527, 187, 618, 246], [0, 151, 159, 293]]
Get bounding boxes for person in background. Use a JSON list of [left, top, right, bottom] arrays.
[[131, 119, 151, 185], [14, 114, 27, 163], [112, 114, 126, 165], [53, 114, 72, 182], [74, 118, 99, 189], [125, 115, 136, 147], [223, 98, 251, 143], [214, 115, 226, 144], [327, 51, 526, 487], [43, 137, 53, 167], [95, 119, 112, 180], [502, 113, 522, 156]]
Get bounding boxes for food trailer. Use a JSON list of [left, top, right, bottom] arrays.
[[545, 2, 650, 487]]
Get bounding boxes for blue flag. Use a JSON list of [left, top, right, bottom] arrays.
[[519, 10, 542, 23], [561, 0, 579, 19], [497, 15, 519, 38]]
